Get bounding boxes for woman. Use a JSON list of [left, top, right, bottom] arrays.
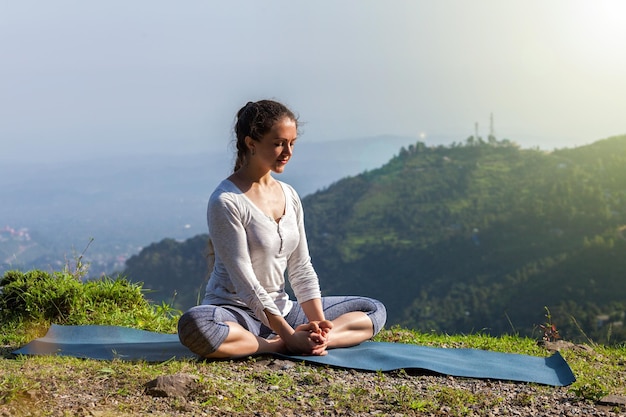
[[178, 100, 386, 358]]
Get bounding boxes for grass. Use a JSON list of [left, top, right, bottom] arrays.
[[1, 269, 625, 416], [382, 326, 626, 402], [1, 329, 625, 416], [0, 270, 180, 347]]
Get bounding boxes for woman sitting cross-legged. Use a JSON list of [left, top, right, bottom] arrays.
[[177, 99, 386, 358]]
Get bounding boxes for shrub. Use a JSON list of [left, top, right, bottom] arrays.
[[0, 270, 82, 322], [0, 270, 179, 342]]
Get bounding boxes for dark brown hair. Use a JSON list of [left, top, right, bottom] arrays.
[[233, 100, 298, 172]]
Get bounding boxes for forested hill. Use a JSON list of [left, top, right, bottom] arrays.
[[122, 135, 626, 344]]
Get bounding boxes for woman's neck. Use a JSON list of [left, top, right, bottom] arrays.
[[231, 166, 274, 188]]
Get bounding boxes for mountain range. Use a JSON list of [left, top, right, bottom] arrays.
[[121, 134, 626, 344]]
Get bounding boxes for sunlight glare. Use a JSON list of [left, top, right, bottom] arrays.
[[569, 0, 626, 66]]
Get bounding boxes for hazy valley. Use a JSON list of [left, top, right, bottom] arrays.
[[0, 134, 423, 276]]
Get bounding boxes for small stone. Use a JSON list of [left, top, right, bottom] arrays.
[[574, 344, 594, 353], [538, 340, 575, 352], [599, 394, 626, 406], [25, 389, 39, 400], [144, 373, 199, 398]]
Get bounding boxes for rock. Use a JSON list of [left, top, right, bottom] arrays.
[[144, 373, 199, 398], [25, 389, 39, 400], [267, 358, 294, 371], [598, 394, 626, 407], [574, 343, 595, 353], [538, 340, 574, 352], [539, 339, 597, 354]]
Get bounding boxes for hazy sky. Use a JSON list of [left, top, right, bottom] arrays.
[[2, 0, 625, 164]]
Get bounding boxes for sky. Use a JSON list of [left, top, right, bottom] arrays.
[[2, 0, 626, 164]]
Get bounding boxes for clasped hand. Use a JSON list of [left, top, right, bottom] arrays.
[[285, 320, 333, 356]]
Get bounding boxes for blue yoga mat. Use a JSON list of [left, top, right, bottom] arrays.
[[13, 324, 195, 362], [13, 324, 575, 386]]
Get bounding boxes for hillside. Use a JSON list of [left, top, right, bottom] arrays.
[[122, 135, 626, 344]]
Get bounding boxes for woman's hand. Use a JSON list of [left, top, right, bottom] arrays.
[[284, 327, 328, 356], [298, 299, 332, 349], [264, 304, 334, 356], [303, 320, 333, 343], [283, 321, 332, 355]]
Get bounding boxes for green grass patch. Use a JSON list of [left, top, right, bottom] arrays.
[[0, 269, 179, 346], [376, 326, 626, 404]]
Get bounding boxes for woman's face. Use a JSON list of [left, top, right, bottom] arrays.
[[248, 117, 297, 174]]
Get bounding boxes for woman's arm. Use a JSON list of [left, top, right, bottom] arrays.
[[208, 193, 283, 326], [284, 185, 322, 304], [300, 298, 325, 322]]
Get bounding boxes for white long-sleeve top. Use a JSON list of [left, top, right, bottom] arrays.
[[202, 179, 321, 327]]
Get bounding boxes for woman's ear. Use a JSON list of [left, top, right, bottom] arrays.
[[245, 136, 256, 155]]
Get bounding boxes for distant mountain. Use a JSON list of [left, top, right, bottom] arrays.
[[303, 135, 626, 343], [0, 134, 423, 276], [120, 134, 626, 344]]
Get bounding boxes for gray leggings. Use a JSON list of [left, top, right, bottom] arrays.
[[177, 296, 387, 357]]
